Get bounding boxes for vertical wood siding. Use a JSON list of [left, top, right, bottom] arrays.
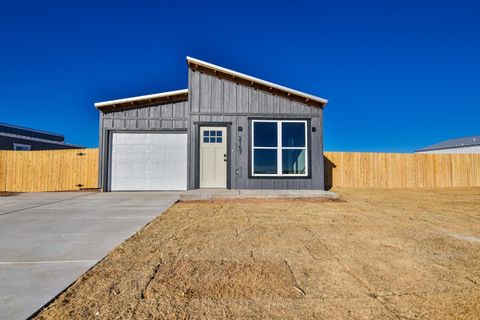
[[188, 70, 324, 190], [100, 101, 188, 130]]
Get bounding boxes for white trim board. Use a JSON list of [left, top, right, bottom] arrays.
[[95, 89, 188, 108], [251, 119, 308, 177]]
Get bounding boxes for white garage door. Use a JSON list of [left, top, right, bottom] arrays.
[[110, 133, 188, 191]]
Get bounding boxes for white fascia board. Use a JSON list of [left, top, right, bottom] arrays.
[[94, 89, 188, 108], [186, 56, 328, 105]]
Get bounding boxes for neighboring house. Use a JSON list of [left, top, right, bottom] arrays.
[[416, 136, 480, 154], [0, 123, 83, 151], [95, 57, 328, 191]]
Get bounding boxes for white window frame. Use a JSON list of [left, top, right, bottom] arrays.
[[13, 143, 31, 151], [251, 119, 308, 177]]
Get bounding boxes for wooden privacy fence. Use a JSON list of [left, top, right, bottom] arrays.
[[325, 152, 480, 188], [0, 149, 98, 192], [0, 149, 479, 192]]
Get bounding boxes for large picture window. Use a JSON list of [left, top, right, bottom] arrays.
[[252, 120, 308, 176]]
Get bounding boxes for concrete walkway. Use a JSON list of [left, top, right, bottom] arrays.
[[180, 189, 339, 201], [0, 192, 180, 320]]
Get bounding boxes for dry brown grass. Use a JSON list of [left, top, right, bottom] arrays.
[[35, 188, 480, 319]]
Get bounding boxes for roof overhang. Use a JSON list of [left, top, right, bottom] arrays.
[[95, 89, 188, 112], [186, 56, 328, 109], [0, 132, 84, 148]]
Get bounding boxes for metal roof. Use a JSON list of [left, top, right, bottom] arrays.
[[416, 136, 480, 152], [0, 123, 64, 142], [186, 56, 328, 108], [95, 89, 188, 111], [0, 132, 83, 148]]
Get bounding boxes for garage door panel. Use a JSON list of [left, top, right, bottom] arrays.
[[132, 162, 150, 176], [169, 149, 187, 161], [149, 149, 166, 161], [150, 162, 168, 176], [166, 163, 186, 176], [131, 177, 149, 190], [151, 134, 169, 144], [111, 162, 131, 175], [110, 133, 187, 191], [111, 177, 132, 190], [131, 134, 149, 145]]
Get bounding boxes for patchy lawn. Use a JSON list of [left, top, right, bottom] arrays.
[[35, 188, 480, 319]]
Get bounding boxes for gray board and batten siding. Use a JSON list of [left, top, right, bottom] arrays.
[[98, 100, 189, 190], [97, 59, 325, 191], [187, 69, 324, 190]]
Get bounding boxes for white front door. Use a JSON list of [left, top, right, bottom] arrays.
[[200, 127, 227, 188], [110, 132, 188, 191]]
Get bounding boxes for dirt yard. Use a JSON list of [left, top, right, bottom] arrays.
[[35, 188, 480, 319], [0, 192, 20, 197]]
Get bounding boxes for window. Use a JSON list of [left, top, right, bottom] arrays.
[[252, 120, 308, 176], [203, 130, 222, 143], [13, 143, 31, 151]]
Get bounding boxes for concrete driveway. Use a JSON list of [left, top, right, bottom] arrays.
[[0, 191, 180, 320]]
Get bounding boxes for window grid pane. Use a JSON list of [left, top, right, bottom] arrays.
[[282, 122, 306, 147], [253, 122, 278, 147], [282, 149, 306, 174], [253, 149, 278, 174], [203, 129, 224, 144]]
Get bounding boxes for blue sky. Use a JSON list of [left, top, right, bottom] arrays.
[[1, 0, 479, 151]]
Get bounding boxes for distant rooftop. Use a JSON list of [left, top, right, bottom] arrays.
[[0, 123, 64, 142], [416, 136, 480, 152], [0, 123, 83, 148]]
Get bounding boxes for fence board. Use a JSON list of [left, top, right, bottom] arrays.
[[1, 149, 99, 192], [0, 149, 479, 192], [325, 152, 480, 188], [0, 151, 6, 192]]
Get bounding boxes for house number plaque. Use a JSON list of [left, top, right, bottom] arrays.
[[238, 136, 243, 154]]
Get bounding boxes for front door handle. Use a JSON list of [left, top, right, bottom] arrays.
[[224, 154, 227, 162]]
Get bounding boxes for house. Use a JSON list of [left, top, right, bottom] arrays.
[[0, 123, 83, 151], [95, 57, 328, 191], [416, 136, 480, 154]]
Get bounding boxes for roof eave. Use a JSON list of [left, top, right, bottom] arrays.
[[95, 89, 189, 112], [0, 132, 84, 148]]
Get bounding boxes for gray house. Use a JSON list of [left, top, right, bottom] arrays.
[[95, 57, 328, 191], [0, 123, 83, 151], [416, 136, 480, 154]]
